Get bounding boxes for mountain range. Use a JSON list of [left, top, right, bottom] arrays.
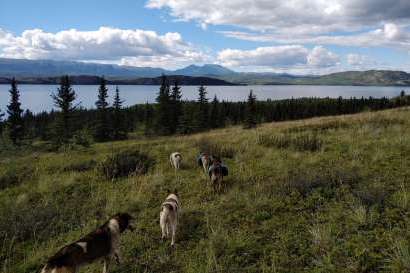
[[1, 58, 410, 86]]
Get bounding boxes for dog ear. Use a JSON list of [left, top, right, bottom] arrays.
[[167, 189, 171, 194], [174, 188, 178, 195]]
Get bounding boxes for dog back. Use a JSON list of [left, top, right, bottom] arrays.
[[162, 194, 180, 215], [43, 225, 112, 270]]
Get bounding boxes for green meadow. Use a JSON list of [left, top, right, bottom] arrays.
[[1, 107, 410, 273]]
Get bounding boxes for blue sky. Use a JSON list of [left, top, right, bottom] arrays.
[[0, 0, 409, 74]]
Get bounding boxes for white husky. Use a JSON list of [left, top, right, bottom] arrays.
[[170, 152, 182, 170], [160, 190, 180, 246]]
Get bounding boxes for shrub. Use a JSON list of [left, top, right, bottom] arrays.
[[0, 164, 35, 190], [97, 149, 154, 180], [257, 132, 322, 152], [70, 128, 93, 148]]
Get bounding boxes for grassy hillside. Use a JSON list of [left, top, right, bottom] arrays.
[[218, 70, 410, 86], [1, 108, 410, 273]]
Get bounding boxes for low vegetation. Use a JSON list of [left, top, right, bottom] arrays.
[[0, 107, 410, 273]]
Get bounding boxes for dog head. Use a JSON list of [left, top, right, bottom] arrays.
[[113, 213, 135, 233]]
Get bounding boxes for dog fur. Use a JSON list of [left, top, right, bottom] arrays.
[[208, 159, 228, 193], [170, 152, 182, 170], [198, 153, 213, 174], [160, 191, 180, 246], [40, 213, 134, 273]]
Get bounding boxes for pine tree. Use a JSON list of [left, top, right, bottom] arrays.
[[51, 75, 77, 144], [155, 75, 172, 135], [209, 95, 220, 129], [144, 102, 154, 135], [0, 108, 4, 134], [177, 102, 197, 134], [7, 78, 24, 145], [94, 77, 110, 142], [197, 85, 209, 130], [112, 86, 126, 140], [244, 90, 257, 129], [170, 80, 182, 133]]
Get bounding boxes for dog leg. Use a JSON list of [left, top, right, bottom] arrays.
[[114, 252, 122, 265], [102, 258, 110, 273], [171, 222, 177, 246]]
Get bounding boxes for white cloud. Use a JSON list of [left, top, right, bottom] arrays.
[[0, 27, 206, 68], [219, 23, 410, 51], [146, 0, 410, 33], [148, 1, 410, 52], [217, 45, 339, 72], [217, 45, 309, 67], [307, 46, 340, 67]]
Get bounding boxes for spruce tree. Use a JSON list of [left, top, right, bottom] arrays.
[[0, 108, 4, 134], [7, 78, 24, 145], [244, 90, 257, 129], [209, 95, 220, 129], [51, 75, 77, 144], [197, 85, 209, 130], [144, 102, 154, 135], [155, 75, 171, 135], [170, 80, 182, 133], [94, 77, 110, 142], [112, 86, 126, 140]]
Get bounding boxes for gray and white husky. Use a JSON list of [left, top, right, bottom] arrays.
[[160, 190, 180, 246]]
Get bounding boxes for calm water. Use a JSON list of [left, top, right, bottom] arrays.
[[0, 84, 407, 113]]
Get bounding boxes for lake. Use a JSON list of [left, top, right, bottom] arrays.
[[0, 84, 408, 113]]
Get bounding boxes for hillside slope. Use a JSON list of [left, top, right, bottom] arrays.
[[1, 108, 410, 273]]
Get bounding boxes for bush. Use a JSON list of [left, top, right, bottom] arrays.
[[97, 149, 154, 180], [257, 132, 322, 152], [0, 164, 35, 190], [70, 128, 93, 148]]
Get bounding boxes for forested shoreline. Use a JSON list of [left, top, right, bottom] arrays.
[[1, 75, 409, 150]]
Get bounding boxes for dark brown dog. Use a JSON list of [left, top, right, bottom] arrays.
[[40, 213, 134, 273]]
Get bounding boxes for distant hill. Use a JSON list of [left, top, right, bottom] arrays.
[[219, 70, 410, 86], [1, 58, 410, 86], [173, 64, 235, 76], [0, 58, 168, 78], [309, 70, 410, 86], [0, 75, 238, 85]]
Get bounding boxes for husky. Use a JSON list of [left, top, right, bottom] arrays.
[[208, 158, 228, 193], [40, 213, 134, 273], [170, 152, 182, 170], [197, 152, 213, 174], [160, 190, 180, 246]]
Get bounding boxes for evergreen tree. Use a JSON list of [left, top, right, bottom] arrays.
[[177, 102, 198, 134], [0, 108, 4, 134], [209, 95, 220, 129], [51, 75, 77, 144], [94, 77, 110, 141], [244, 90, 257, 129], [7, 78, 24, 145], [197, 85, 209, 130], [144, 102, 154, 135], [112, 86, 126, 140], [170, 80, 182, 133], [155, 75, 172, 135]]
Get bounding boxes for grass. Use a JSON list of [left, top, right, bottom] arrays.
[[1, 107, 410, 273]]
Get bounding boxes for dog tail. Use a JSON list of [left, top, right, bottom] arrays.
[[160, 204, 172, 228]]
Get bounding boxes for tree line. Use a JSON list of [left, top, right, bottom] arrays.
[[1, 75, 409, 148]]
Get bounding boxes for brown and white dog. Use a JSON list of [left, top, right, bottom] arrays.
[[208, 158, 228, 193], [40, 213, 134, 273], [170, 152, 182, 170], [160, 190, 180, 246]]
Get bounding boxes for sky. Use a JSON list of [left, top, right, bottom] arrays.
[[0, 0, 410, 74]]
